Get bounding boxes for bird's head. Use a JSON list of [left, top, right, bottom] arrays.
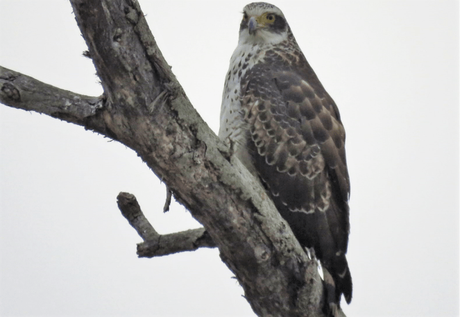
[[239, 2, 290, 45]]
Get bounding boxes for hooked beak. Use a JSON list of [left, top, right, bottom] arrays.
[[248, 16, 258, 35]]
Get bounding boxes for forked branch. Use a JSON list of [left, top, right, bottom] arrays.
[[0, 0, 331, 316]]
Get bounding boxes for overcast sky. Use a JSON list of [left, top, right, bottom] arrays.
[[0, 1, 458, 316]]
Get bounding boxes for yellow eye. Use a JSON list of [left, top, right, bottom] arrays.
[[257, 13, 277, 25]]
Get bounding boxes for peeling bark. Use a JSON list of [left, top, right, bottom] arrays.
[[0, 1, 335, 316]]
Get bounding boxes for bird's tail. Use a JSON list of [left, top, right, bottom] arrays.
[[322, 254, 352, 316]]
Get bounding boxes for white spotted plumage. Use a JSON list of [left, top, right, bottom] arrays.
[[219, 3, 353, 312], [219, 43, 263, 173]]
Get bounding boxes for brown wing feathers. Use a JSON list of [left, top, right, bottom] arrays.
[[242, 51, 352, 304]]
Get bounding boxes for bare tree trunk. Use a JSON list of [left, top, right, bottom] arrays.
[[0, 1, 332, 316]]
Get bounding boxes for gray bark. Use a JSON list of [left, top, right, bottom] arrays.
[[117, 192, 216, 257], [0, 0, 333, 316]]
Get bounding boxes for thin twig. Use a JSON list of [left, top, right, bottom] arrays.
[[163, 186, 172, 213]]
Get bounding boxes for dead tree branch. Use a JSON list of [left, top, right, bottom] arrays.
[[117, 192, 216, 257], [0, 66, 103, 125], [0, 0, 331, 316]]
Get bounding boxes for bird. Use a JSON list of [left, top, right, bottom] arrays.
[[218, 2, 352, 314]]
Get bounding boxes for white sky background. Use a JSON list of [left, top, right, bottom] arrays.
[[0, 0, 458, 316]]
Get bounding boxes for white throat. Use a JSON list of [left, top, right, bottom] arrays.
[[238, 28, 288, 46]]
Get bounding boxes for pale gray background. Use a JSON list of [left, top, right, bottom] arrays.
[[0, 1, 458, 316]]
